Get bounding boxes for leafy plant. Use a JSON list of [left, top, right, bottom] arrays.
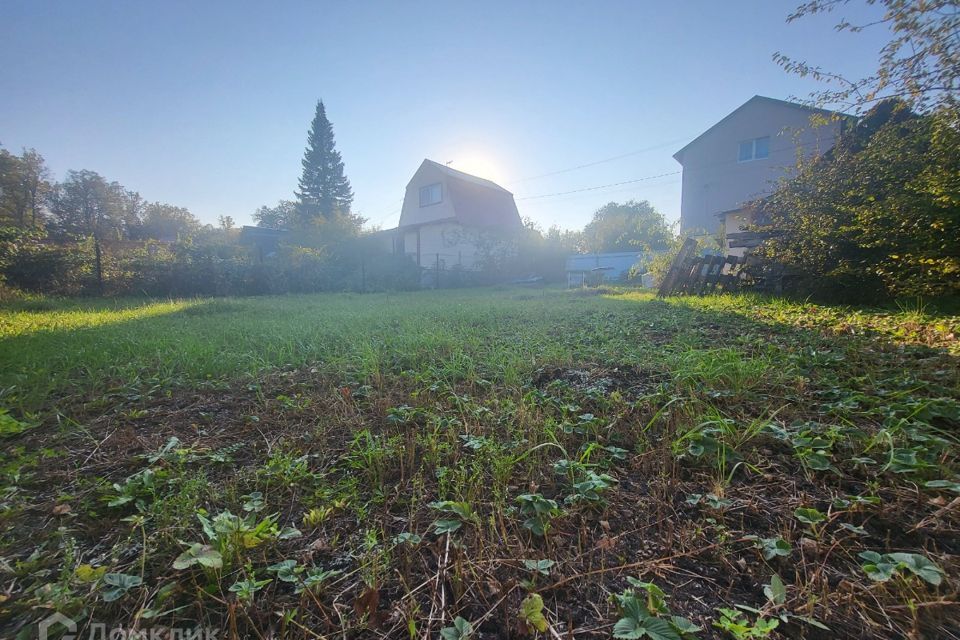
[[613, 578, 701, 639], [172, 543, 222, 570], [713, 608, 778, 639], [101, 572, 142, 602], [794, 507, 827, 536], [519, 593, 549, 633], [858, 551, 945, 585], [266, 559, 301, 583], [516, 493, 562, 536], [440, 616, 474, 640], [105, 468, 162, 510], [302, 506, 333, 528], [522, 559, 556, 576], [297, 567, 342, 594], [228, 573, 271, 603], [429, 500, 479, 534], [745, 536, 792, 561]]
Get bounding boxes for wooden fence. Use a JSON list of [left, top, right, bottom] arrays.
[[656, 238, 783, 297]]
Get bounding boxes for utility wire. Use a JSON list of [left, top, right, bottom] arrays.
[[515, 171, 681, 200], [506, 137, 692, 184]]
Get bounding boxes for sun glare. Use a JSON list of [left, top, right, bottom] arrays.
[[450, 154, 505, 184]]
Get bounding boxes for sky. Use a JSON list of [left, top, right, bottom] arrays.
[[0, 1, 891, 231]]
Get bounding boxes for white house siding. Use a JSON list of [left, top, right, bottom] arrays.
[[398, 163, 458, 227], [676, 97, 844, 233], [401, 221, 491, 270]]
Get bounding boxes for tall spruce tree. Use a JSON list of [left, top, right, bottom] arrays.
[[295, 101, 353, 224]]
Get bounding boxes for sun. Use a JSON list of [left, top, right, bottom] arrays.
[[450, 154, 505, 184]]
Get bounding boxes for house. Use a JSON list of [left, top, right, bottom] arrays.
[[673, 96, 849, 256], [378, 159, 523, 273], [565, 252, 654, 288], [239, 225, 288, 262]]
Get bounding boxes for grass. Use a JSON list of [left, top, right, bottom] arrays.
[[0, 286, 958, 639]]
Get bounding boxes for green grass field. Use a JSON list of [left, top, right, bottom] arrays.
[[1, 288, 958, 639]]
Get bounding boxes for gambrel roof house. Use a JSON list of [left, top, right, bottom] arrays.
[[382, 159, 522, 271], [673, 95, 850, 256]]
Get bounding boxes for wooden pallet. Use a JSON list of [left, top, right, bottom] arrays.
[[657, 241, 751, 297]]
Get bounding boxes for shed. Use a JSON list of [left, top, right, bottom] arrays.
[[565, 252, 645, 287]]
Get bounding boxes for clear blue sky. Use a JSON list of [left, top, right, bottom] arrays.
[[1, 1, 889, 231]]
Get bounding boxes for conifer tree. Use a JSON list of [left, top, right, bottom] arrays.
[[295, 101, 353, 224]]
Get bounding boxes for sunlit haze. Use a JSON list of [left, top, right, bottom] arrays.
[[1, 1, 890, 231]]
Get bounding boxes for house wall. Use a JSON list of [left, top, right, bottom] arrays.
[[722, 211, 750, 257], [401, 221, 488, 270], [399, 163, 457, 227], [677, 99, 843, 232]]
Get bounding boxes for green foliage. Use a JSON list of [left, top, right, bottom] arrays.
[[613, 579, 701, 639], [753, 100, 959, 299], [228, 573, 271, 603], [582, 200, 672, 254], [100, 572, 142, 602], [519, 593, 549, 633], [516, 493, 562, 536], [858, 551, 945, 585], [713, 608, 778, 639], [439, 616, 474, 640], [745, 536, 792, 561], [172, 543, 223, 570], [295, 100, 354, 223], [429, 500, 479, 534]]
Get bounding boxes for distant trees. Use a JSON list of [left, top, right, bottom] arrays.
[[0, 147, 51, 227], [581, 200, 672, 253], [295, 100, 354, 225], [753, 99, 959, 298], [253, 200, 297, 229]]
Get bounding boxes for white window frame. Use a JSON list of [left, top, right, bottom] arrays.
[[737, 136, 770, 163], [419, 183, 442, 207]]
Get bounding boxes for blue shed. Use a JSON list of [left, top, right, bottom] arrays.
[[566, 252, 646, 287]]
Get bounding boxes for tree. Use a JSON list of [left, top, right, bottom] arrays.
[[51, 170, 131, 292], [134, 202, 200, 241], [0, 147, 51, 227], [775, 0, 960, 113], [753, 99, 959, 298], [581, 200, 672, 253], [253, 200, 297, 229], [295, 100, 354, 225]]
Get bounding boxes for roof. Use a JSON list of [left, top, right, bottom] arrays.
[[398, 159, 522, 230], [673, 95, 850, 163], [416, 159, 513, 195], [239, 225, 288, 246]]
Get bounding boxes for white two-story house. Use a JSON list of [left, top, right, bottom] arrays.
[[673, 95, 849, 256]]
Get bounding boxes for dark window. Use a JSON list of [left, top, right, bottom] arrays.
[[419, 183, 442, 207]]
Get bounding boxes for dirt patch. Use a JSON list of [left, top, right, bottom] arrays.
[[533, 363, 666, 398]]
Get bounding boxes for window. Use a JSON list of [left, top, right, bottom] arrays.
[[419, 183, 442, 207], [738, 136, 770, 162]]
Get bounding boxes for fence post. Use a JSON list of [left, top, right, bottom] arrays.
[[435, 253, 440, 289]]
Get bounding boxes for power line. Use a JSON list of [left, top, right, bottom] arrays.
[[513, 136, 840, 202], [515, 171, 681, 200], [506, 137, 692, 184]]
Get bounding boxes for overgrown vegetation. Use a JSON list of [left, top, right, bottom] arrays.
[[0, 287, 957, 638]]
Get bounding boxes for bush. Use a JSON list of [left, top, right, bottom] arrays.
[[753, 101, 960, 301]]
